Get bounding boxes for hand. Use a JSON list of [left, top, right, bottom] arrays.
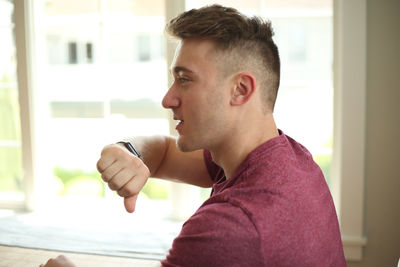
[[96, 144, 150, 212], [40, 255, 75, 267]]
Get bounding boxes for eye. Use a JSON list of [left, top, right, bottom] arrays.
[[178, 77, 190, 83]]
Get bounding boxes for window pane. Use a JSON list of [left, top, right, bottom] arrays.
[[259, 0, 333, 184], [186, 0, 333, 184], [0, 0, 23, 201], [37, 0, 168, 202]]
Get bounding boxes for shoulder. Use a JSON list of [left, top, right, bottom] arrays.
[[161, 201, 263, 266]]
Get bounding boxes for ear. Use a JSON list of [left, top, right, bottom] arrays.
[[230, 72, 257, 106]]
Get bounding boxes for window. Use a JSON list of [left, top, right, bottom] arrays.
[[0, 0, 24, 206], [85, 42, 93, 63], [137, 34, 151, 61], [30, 0, 170, 213], [288, 24, 307, 63], [67, 42, 77, 64]]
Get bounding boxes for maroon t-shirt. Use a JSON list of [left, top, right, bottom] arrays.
[[161, 131, 346, 266]]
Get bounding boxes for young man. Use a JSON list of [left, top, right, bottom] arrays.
[[43, 5, 345, 267]]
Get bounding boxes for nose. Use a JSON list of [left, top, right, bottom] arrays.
[[162, 86, 181, 109]]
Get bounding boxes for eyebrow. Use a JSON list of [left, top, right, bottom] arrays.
[[171, 66, 194, 75]]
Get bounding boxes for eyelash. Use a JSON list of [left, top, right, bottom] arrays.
[[177, 76, 189, 84]]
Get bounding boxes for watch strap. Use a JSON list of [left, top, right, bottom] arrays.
[[117, 141, 143, 160]]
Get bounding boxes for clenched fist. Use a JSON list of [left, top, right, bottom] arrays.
[[96, 144, 150, 213]]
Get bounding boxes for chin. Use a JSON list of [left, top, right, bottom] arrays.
[[176, 136, 199, 152]]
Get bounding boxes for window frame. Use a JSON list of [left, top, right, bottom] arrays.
[[13, 0, 37, 211], [332, 0, 367, 260], [11, 0, 367, 260]]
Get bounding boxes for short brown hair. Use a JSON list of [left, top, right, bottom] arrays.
[[166, 4, 280, 111]]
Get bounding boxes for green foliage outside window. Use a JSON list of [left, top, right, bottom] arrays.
[[314, 137, 333, 185], [0, 74, 23, 193], [53, 166, 169, 200], [141, 179, 169, 200], [314, 154, 331, 185], [53, 167, 105, 197]]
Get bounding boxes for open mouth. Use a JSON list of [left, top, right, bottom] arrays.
[[175, 119, 184, 131]]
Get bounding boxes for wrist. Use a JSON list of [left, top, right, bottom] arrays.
[[117, 141, 143, 160]]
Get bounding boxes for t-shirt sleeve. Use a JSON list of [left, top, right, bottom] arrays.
[[161, 202, 263, 267]]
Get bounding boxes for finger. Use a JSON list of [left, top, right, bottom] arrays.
[[96, 153, 116, 173], [116, 166, 149, 198], [107, 167, 134, 191], [124, 195, 138, 213], [101, 160, 124, 183], [97, 144, 126, 172]]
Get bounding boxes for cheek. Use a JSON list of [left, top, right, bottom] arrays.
[[207, 88, 230, 114], [203, 95, 229, 127]]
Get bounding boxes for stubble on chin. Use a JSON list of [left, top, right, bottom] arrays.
[[175, 136, 188, 152], [175, 136, 198, 153], [176, 144, 186, 153]]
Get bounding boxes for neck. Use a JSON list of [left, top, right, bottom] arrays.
[[210, 113, 278, 179]]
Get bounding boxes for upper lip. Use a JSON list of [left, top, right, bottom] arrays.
[[173, 115, 183, 121]]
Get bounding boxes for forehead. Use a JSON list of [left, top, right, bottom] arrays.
[[171, 39, 219, 74]]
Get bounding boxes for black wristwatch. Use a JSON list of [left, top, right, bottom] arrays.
[[117, 141, 143, 160]]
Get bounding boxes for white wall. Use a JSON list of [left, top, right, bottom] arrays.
[[347, 0, 400, 266]]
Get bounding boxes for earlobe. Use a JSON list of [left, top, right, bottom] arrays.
[[230, 73, 256, 106]]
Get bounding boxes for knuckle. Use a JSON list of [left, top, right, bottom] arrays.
[[101, 173, 108, 182], [117, 189, 125, 197], [101, 144, 114, 155], [118, 182, 137, 198], [96, 159, 104, 172], [131, 157, 142, 168], [118, 187, 133, 197], [108, 180, 119, 191], [101, 144, 122, 159], [142, 165, 150, 178], [101, 168, 112, 181], [113, 145, 125, 155]]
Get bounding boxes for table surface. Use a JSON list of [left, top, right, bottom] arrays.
[[0, 245, 160, 267]]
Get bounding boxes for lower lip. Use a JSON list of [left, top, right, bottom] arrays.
[[175, 121, 183, 133]]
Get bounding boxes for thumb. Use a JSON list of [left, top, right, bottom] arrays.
[[124, 195, 139, 213]]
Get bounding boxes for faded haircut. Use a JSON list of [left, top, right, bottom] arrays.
[[166, 4, 281, 112]]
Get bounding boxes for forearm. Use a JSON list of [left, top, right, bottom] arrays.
[[122, 135, 212, 187]]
